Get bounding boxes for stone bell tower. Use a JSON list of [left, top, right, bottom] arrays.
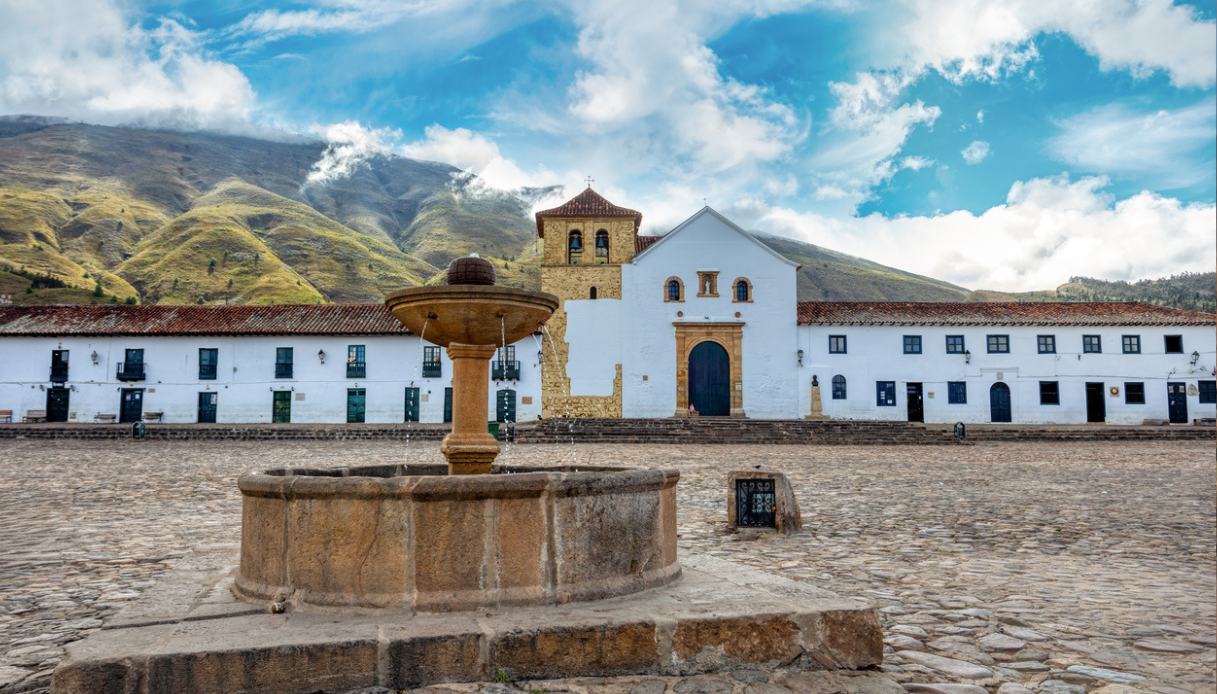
[[535, 186, 642, 417]]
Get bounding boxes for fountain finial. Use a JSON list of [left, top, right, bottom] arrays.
[[447, 255, 496, 286]]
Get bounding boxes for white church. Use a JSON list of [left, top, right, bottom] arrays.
[[1, 188, 1213, 427]]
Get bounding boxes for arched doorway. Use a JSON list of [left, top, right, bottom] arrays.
[[688, 341, 730, 416], [989, 382, 1012, 423]]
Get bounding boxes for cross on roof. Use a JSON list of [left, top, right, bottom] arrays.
[[584, 176, 594, 188]]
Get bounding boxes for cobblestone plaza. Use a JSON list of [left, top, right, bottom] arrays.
[[0, 439, 1213, 693]]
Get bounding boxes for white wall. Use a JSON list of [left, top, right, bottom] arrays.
[[621, 210, 800, 418], [0, 334, 543, 424], [799, 325, 1217, 424], [564, 298, 622, 396]]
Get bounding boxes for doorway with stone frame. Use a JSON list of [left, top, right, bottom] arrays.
[[674, 322, 744, 417]]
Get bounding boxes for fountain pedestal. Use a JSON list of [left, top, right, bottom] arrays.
[[442, 342, 499, 474]]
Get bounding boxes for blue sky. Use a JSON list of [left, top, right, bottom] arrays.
[[0, 0, 1214, 290]]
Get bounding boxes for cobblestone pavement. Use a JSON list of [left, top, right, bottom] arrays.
[[0, 439, 1213, 693]]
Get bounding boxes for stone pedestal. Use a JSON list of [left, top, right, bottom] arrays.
[[727, 470, 802, 534], [806, 375, 827, 420], [441, 343, 499, 474]]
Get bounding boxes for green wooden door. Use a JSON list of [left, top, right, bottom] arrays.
[[404, 387, 420, 422], [496, 389, 516, 422], [443, 387, 453, 423], [272, 391, 291, 423], [347, 388, 366, 423]]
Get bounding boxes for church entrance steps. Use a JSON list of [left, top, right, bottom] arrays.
[[51, 549, 882, 693]]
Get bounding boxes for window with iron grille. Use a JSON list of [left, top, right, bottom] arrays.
[[1200, 380, 1216, 404], [948, 381, 967, 404], [903, 335, 922, 354], [422, 346, 441, 378], [945, 335, 965, 354], [1039, 381, 1060, 405], [198, 348, 218, 380], [346, 345, 366, 378], [831, 375, 846, 400], [1124, 382, 1145, 404], [1037, 335, 1055, 354], [1082, 335, 1102, 353], [987, 334, 1009, 353], [876, 381, 896, 406], [828, 335, 847, 354], [275, 347, 293, 378]]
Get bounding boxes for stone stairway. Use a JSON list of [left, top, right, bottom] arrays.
[[512, 417, 961, 445]]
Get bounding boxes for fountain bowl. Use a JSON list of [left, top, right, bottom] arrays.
[[385, 285, 559, 347], [234, 463, 680, 611]]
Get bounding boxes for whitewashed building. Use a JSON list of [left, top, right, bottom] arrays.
[[0, 305, 542, 424], [1, 192, 1214, 427]]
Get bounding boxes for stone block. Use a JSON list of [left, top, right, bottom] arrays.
[[726, 470, 801, 534], [489, 621, 659, 680]]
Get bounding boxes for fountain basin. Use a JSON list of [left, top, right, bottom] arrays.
[[234, 464, 680, 611], [384, 285, 559, 347]]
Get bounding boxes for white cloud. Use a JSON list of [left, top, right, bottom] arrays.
[[961, 140, 990, 165], [880, 0, 1217, 87], [402, 124, 562, 193], [0, 0, 254, 130], [900, 156, 934, 171], [304, 121, 399, 185], [751, 174, 1216, 291], [809, 71, 941, 210], [976, 109, 985, 124], [1049, 100, 1216, 189]]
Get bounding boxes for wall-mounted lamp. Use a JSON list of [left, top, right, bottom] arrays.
[[1190, 350, 1200, 365], [317, 349, 327, 364], [797, 349, 804, 366], [90, 350, 99, 365], [964, 349, 971, 364]]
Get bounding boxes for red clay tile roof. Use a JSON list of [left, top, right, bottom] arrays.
[[635, 235, 660, 254], [535, 188, 642, 236], [0, 304, 410, 336], [797, 301, 1216, 326]]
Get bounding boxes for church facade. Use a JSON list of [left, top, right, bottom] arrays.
[[536, 188, 1216, 425]]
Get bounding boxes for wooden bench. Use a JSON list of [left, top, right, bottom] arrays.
[[94, 413, 117, 423], [143, 411, 164, 423], [0, 410, 12, 423], [23, 409, 47, 423]]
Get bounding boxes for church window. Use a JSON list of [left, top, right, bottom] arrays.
[[696, 271, 718, 297], [828, 335, 847, 354], [589, 287, 597, 299], [732, 278, 751, 303], [664, 277, 684, 302], [594, 230, 609, 263], [567, 230, 582, 263], [831, 375, 846, 400]]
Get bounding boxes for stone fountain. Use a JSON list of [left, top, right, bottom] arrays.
[[51, 256, 882, 693]]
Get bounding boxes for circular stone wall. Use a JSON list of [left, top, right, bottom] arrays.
[[234, 464, 680, 611]]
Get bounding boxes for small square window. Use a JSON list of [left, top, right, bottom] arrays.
[[1121, 335, 1141, 354], [1199, 380, 1216, 404], [987, 334, 1009, 353], [829, 335, 847, 354], [1082, 335, 1102, 353], [1124, 382, 1145, 404], [947, 381, 967, 404], [876, 381, 896, 406], [1164, 335, 1184, 353], [903, 335, 922, 354], [1037, 335, 1055, 354], [1039, 381, 1060, 405], [945, 335, 965, 354]]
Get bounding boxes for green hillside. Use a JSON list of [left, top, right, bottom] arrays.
[[0, 117, 1211, 312]]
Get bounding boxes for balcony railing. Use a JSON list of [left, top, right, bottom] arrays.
[[422, 362, 441, 378], [116, 362, 145, 381], [492, 360, 520, 381], [346, 361, 366, 379], [275, 363, 293, 379], [49, 364, 69, 383]]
